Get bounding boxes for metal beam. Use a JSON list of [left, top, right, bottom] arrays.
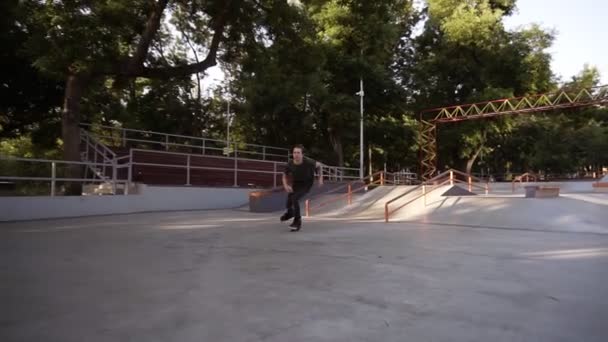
[[419, 85, 608, 180]]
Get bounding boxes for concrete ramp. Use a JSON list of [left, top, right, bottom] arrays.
[[306, 182, 608, 235], [312, 186, 416, 218], [441, 185, 477, 196], [390, 193, 608, 234], [312, 184, 451, 220]]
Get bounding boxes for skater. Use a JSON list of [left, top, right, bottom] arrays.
[[280, 144, 323, 231]]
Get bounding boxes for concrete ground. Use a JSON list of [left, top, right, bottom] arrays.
[[2, 200, 608, 341]]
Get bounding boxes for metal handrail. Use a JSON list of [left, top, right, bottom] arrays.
[[80, 129, 116, 159], [385, 179, 453, 222], [1, 156, 115, 166], [305, 171, 386, 217], [81, 123, 289, 153], [512, 172, 538, 192], [0, 156, 128, 196], [384, 169, 488, 222], [80, 129, 118, 182]]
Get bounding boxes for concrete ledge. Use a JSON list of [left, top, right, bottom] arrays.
[[0, 184, 249, 222], [524, 185, 560, 198], [536, 186, 560, 198], [592, 182, 608, 192]]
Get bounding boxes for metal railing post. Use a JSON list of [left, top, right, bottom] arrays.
[[384, 204, 389, 223], [273, 162, 277, 188], [127, 149, 133, 192], [380, 172, 384, 186], [263, 146, 266, 160], [320, 165, 324, 184], [112, 159, 117, 195], [165, 135, 169, 151], [94, 142, 98, 166], [305, 199, 310, 217], [186, 154, 191, 186], [233, 143, 238, 187], [85, 133, 90, 161], [422, 184, 427, 206], [348, 183, 352, 205], [468, 176, 472, 192], [449, 170, 454, 185], [51, 162, 56, 196], [202, 139, 206, 155]]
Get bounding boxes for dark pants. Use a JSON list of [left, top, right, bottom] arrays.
[[286, 184, 312, 220]]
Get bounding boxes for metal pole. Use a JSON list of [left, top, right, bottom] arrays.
[[85, 133, 90, 161], [233, 143, 238, 187], [226, 101, 231, 146], [165, 135, 169, 151], [358, 78, 364, 179], [186, 154, 191, 186], [112, 159, 117, 195], [127, 149, 133, 189], [273, 162, 277, 188], [348, 183, 352, 205], [51, 162, 56, 196]]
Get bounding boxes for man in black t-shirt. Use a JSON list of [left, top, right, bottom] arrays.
[[281, 144, 323, 231]]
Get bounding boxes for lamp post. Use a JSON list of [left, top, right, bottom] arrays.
[[356, 78, 364, 179]]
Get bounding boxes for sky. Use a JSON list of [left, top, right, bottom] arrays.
[[503, 0, 608, 85]]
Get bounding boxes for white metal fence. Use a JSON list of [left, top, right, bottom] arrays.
[[1, 152, 362, 196], [1, 126, 362, 196], [0, 156, 130, 196]]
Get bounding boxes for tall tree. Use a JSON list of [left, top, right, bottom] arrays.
[[0, 0, 64, 147], [20, 0, 301, 193]]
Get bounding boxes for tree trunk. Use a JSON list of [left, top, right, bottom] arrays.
[[466, 144, 484, 175], [62, 73, 87, 195]]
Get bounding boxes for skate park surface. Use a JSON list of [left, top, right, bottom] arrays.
[[2, 181, 607, 341]]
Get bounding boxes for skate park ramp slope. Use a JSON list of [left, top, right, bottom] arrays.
[[389, 194, 608, 234], [310, 183, 608, 234], [311, 185, 423, 219], [441, 185, 477, 196]]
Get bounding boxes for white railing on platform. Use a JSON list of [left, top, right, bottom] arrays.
[[81, 123, 291, 162], [1, 151, 361, 196], [127, 149, 360, 187], [0, 156, 130, 196]]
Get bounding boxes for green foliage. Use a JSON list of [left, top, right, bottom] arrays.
[[2, 0, 606, 179]]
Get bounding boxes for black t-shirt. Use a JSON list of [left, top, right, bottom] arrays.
[[284, 158, 317, 187]]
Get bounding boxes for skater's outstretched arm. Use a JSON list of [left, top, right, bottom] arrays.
[[282, 173, 293, 193]]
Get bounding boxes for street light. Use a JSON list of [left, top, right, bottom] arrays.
[[355, 78, 364, 179]]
